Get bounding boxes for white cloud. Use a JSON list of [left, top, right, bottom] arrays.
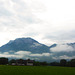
[[0, 51, 51, 60], [53, 55, 75, 60], [50, 44, 74, 52], [0, 50, 75, 62], [31, 42, 42, 47], [0, 0, 75, 46], [0, 51, 31, 58], [30, 53, 51, 57], [15, 51, 31, 55]]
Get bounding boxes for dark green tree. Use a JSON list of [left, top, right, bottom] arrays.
[[34, 61, 41, 66], [50, 62, 60, 66], [0, 57, 8, 65], [40, 62, 48, 66], [70, 59, 75, 67], [60, 59, 67, 66], [9, 59, 16, 65]]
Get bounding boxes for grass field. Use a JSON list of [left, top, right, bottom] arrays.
[[0, 65, 75, 75]]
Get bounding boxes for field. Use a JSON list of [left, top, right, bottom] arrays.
[[0, 65, 75, 75]]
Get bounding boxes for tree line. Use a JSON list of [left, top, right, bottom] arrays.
[[50, 59, 75, 67], [0, 57, 75, 67], [32, 59, 75, 67]]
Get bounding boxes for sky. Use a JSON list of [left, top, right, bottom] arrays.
[[0, 0, 75, 46]]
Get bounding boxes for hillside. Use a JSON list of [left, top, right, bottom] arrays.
[[0, 37, 50, 53]]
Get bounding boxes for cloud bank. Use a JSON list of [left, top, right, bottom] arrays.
[[50, 44, 74, 52], [0, 0, 75, 46], [0, 0, 75, 62], [0, 43, 75, 62], [0, 51, 51, 60]]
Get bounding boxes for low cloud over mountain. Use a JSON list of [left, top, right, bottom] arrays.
[[0, 37, 75, 62]]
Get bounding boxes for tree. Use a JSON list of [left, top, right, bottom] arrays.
[[70, 59, 75, 67], [60, 59, 67, 66], [50, 62, 60, 66], [34, 61, 41, 66], [40, 62, 48, 66], [9, 59, 16, 65], [0, 57, 8, 65], [66, 61, 71, 67]]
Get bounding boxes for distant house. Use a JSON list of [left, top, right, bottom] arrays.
[[11, 59, 34, 66], [11, 63, 16, 65], [26, 59, 34, 66]]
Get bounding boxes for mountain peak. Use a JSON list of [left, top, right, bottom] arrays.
[[0, 37, 50, 53], [14, 37, 38, 44], [49, 44, 57, 48], [7, 37, 39, 45]]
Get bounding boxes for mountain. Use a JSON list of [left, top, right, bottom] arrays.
[[49, 44, 57, 48], [0, 37, 50, 53], [50, 43, 75, 58], [0, 37, 75, 61], [67, 42, 75, 48]]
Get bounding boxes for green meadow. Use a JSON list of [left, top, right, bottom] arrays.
[[0, 65, 75, 75]]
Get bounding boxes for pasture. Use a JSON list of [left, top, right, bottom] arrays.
[[0, 65, 75, 75]]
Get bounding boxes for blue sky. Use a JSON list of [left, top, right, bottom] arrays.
[[0, 0, 75, 46]]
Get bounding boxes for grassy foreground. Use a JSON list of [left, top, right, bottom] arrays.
[[0, 65, 75, 75]]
